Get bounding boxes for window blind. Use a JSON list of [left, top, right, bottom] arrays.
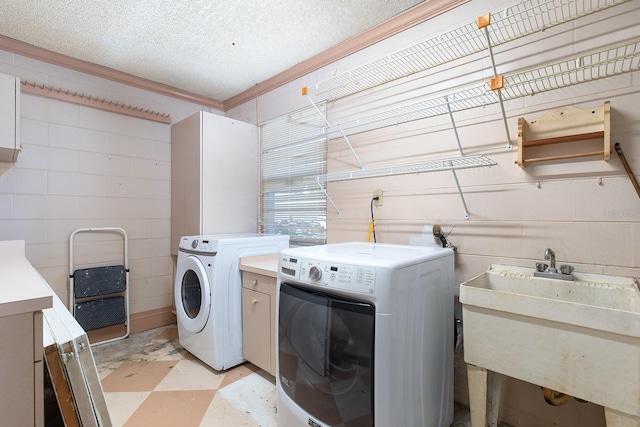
[[260, 104, 327, 245]]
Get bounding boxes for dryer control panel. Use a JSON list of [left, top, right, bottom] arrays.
[[279, 256, 376, 294]]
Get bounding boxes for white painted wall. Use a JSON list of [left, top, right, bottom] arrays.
[[229, 1, 640, 426], [0, 51, 218, 314]]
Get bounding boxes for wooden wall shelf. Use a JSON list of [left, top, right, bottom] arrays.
[[516, 101, 610, 168]]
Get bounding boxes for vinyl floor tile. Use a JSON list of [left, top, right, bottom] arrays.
[[101, 360, 177, 393], [94, 325, 275, 427], [102, 392, 150, 427], [122, 389, 217, 427], [155, 358, 225, 391], [218, 362, 259, 389], [218, 373, 277, 427], [199, 393, 261, 427]]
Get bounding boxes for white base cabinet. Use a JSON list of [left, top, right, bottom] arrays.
[[0, 240, 53, 427], [241, 271, 276, 376], [1, 311, 44, 426], [239, 255, 280, 377]]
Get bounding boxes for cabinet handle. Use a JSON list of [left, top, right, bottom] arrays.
[[252, 279, 258, 286], [251, 298, 258, 304]]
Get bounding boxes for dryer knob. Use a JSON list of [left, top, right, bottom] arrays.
[[308, 266, 322, 281], [191, 239, 198, 249]]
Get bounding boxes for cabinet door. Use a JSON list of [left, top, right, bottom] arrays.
[[242, 288, 272, 374], [0, 312, 36, 426], [201, 112, 258, 235], [0, 73, 19, 162], [170, 112, 202, 254]]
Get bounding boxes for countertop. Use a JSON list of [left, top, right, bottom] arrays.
[[0, 240, 53, 317], [239, 253, 279, 278]]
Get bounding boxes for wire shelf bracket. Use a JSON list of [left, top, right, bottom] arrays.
[[315, 177, 342, 218], [304, 89, 364, 170], [446, 96, 471, 219], [480, 13, 513, 150]]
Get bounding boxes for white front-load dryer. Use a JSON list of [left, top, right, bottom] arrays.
[[175, 233, 289, 370]]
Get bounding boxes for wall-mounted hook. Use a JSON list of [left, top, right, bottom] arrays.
[[21, 79, 171, 123]]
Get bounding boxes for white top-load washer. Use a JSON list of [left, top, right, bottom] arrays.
[[175, 233, 289, 371], [276, 242, 455, 427]]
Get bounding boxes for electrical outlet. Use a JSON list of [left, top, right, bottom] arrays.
[[373, 190, 383, 207]]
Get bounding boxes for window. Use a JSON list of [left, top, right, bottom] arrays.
[[260, 104, 327, 246]]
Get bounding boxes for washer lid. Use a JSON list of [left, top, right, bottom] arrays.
[[174, 255, 211, 333]]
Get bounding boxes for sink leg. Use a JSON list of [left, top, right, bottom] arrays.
[[467, 364, 502, 427], [604, 407, 640, 427], [467, 365, 488, 427], [487, 370, 502, 427]]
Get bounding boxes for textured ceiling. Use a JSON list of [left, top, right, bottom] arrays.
[[0, 0, 425, 102]]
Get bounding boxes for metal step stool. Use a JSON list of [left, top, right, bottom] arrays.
[[68, 227, 130, 345]]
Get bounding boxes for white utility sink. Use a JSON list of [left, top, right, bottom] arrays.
[[460, 264, 640, 427]]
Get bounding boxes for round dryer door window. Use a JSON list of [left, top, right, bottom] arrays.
[[174, 255, 211, 333]]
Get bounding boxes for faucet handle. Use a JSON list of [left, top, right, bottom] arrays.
[[536, 262, 548, 272], [560, 264, 575, 275]]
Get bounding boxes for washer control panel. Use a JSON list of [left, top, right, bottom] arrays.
[[179, 236, 218, 253], [279, 256, 376, 294]]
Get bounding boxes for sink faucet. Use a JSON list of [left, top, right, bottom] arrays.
[[544, 248, 556, 272], [535, 248, 574, 281]]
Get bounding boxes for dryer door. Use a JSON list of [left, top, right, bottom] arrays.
[[175, 255, 211, 333], [278, 282, 375, 427]]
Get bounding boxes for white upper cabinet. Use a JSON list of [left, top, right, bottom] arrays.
[[0, 72, 20, 163]]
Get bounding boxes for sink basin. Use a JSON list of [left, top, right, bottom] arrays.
[[460, 264, 640, 421]]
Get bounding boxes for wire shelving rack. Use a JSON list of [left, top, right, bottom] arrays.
[[309, 0, 630, 101], [321, 39, 640, 142], [299, 0, 635, 219]]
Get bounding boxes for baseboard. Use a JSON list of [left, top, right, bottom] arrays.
[[130, 307, 176, 334], [86, 307, 176, 344]]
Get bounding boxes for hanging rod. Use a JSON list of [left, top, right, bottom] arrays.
[[20, 80, 171, 124]]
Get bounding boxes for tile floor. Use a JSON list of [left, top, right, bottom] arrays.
[[91, 324, 476, 427], [92, 325, 277, 427]]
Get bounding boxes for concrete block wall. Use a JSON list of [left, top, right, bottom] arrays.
[[0, 0, 636, 425], [0, 51, 208, 322], [228, 1, 640, 426]]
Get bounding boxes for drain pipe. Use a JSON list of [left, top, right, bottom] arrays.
[[541, 387, 572, 406], [454, 317, 463, 351]]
